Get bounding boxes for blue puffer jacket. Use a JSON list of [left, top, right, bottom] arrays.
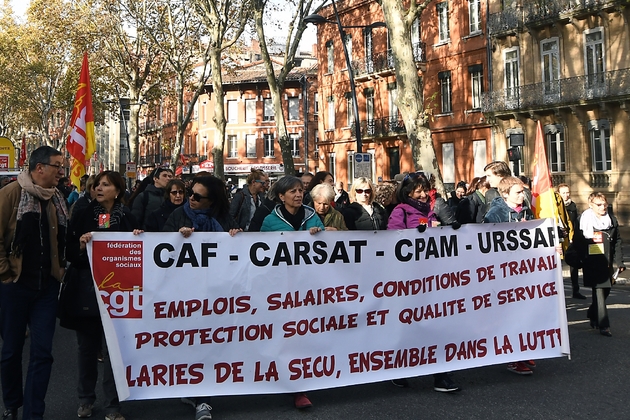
[[261, 205, 325, 232], [483, 197, 533, 223]]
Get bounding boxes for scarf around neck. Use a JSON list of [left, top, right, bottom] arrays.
[[183, 201, 224, 232], [16, 171, 68, 227], [579, 208, 612, 239], [405, 196, 438, 226]]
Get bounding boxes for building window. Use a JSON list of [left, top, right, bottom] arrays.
[[468, 0, 481, 34], [288, 97, 299, 121], [228, 135, 238, 158], [314, 93, 319, 115], [329, 152, 336, 179], [437, 2, 450, 43], [469, 65, 483, 109], [388, 84, 398, 126], [346, 93, 354, 128], [364, 28, 374, 73], [201, 102, 206, 125], [327, 96, 335, 130], [545, 125, 565, 173], [263, 98, 274, 121], [442, 142, 455, 184], [264, 133, 275, 157], [290, 133, 300, 157], [584, 28, 605, 88], [589, 120, 611, 171], [439, 71, 452, 113], [473, 140, 487, 177], [227, 100, 238, 124], [314, 143, 319, 161], [246, 134, 257, 158], [541, 38, 560, 95], [366, 91, 375, 135], [326, 41, 334, 73], [245, 99, 256, 123], [504, 48, 520, 100]]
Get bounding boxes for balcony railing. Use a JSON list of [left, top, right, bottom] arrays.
[[524, 0, 620, 25], [139, 120, 162, 133], [482, 68, 630, 113], [139, 154, 162, 166], [353, 42, 426, 77], [488, 7, 523, 36], [353, 116, 406, 138]]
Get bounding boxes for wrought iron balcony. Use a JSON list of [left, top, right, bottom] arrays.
[[482, 67, 630, 113], [353, 42, 426, 77], [139, 154, 161, 166], [524, 0, 621, 26], [139, 120, 161, 133], [353, 116, 406, 138], [488, 7, 523, 36]]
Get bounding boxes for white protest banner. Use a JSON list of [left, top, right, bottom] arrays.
[[87, 219, 570, 401]]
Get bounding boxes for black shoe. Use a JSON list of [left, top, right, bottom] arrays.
[[434, 376, 460, 392], [391, 378, 409, 388], [2, 409, 17, 420], [572, 292, 587, 299], [600, 328, 612, 337]]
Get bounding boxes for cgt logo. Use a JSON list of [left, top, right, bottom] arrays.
[[92, 241, 143, 318]]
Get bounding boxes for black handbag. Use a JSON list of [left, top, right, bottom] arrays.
[[565, 241, 585, 269], [58, 264, 100, 318]]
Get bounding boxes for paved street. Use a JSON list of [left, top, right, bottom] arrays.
[[34, 262, 630, 420]]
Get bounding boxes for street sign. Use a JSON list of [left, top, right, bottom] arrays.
[[126, 162, 137, 179], [354, 153, 372, 180]]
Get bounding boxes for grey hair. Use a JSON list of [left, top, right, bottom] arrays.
[[310, 183, 335, 202], [273, 175, 303, 195]]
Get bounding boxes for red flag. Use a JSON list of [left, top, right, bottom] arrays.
[[531, 121, 557, 220], [67, 52, 96, 188], [19, 135, 27, 167]]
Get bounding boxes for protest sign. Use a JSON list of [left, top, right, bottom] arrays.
[[87, 219, 569, 401]]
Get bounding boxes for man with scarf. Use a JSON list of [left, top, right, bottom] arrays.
[[0, 146, 68, 420]]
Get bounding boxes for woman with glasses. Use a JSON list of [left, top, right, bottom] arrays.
[[388, 172, 456, 230], [162, 176, 240, 420], [63, 171, 142, 420], [341, 177, 387, 231], [144, 179, 186, 232], [575, 192, 625, 337], [229, 169, 269, 231]]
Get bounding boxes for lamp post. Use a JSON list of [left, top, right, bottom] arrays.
[[304, 2, 385, 153]]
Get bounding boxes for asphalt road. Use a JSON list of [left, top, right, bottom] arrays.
[[26, 263, 630, 420]]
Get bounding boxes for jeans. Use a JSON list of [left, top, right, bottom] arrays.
[[0, 279, 60, 420]]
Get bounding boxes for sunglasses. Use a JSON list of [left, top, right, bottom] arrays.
[[190, 192, 210, 201], [170, 190, 185, 196], [403, 171, 428, 182], [254, 180, 268, 185], [355, 189, 372, 195]]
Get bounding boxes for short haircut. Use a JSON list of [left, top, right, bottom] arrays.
[[246, 169, 266, 185], [29, 146, 62, 172], [164, 179, 186, 200], [556, 183, 570, 191], [484, 161, 512, 178], [374, 182, 397, 207], [588, 192, 607, 204], [497, 176, 524, 196], [349, 177, 375, 204], [274, 175, 303, 196], [310, 184, 335, 202], [94, 171, 127, 204], [153, 167, 173, 182]]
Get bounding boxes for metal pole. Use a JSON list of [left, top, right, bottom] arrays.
[[330, 0, 362, 152]]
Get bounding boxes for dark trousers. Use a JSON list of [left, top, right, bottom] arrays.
[[588, 287, 611, 329], [76, 324, 120, 415], [570, 266, 581, 294], [0, 280, 60, 420]]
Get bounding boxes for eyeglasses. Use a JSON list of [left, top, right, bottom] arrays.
[[190, 192, 210, 201], [41, 162, 64, 171], [355, 189, 372, 195], [254, 180, 268, 185], [403, 171, 427, 182], [170, 190, 185, 196]]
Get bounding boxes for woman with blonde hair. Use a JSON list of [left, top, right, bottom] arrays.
[[341, 177, 387, 230]]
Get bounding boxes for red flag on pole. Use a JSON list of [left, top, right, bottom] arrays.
[[531, 121, 557, 220], [19, 135, 26, 167], [67, 52, 96, 188]]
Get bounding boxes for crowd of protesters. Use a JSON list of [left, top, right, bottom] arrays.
[[0, 147, 624, 420]]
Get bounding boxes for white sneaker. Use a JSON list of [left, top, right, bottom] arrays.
[[195, 403, 212, 420]]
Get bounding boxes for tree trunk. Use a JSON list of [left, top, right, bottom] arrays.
[[210, 48, 227, 180]]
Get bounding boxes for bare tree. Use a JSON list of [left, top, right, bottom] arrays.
[[378, 0, 445, 195], [252, 0, 318, 175], [192, 0, 252, 179]]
